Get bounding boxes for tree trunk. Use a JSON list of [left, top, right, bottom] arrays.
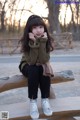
[[1, 10, 5, 31], [45, 0, 61, 33]]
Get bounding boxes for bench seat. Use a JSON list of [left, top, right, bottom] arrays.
[[0, 72, 74, 93], [0, 96, 80, 120]]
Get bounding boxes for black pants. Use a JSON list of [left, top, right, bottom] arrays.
[[22, 64, 50, 99]]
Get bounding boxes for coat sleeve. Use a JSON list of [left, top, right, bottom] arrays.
[[29, 39, 40, 48], [19, 55, 28, 72], [38, 38, 50, 63]]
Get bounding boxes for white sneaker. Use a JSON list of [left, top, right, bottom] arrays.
[[30, 99, 39, 119], [42, 98, 53, 116]]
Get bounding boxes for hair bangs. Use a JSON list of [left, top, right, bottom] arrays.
[[28, 18, 45, 31]]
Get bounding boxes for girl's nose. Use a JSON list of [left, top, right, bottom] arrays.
[[37, 28, 41, 32]]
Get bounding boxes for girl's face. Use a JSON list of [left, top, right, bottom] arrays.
[[31, 25, 44, 38]]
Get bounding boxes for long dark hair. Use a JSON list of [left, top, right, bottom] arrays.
[[20, 15, 54, 53]]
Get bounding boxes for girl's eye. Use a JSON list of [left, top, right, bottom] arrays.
[[40, 26, 43, 28], [32, 26, 37, 29]]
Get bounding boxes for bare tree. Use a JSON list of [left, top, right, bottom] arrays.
[[0, 0, 8, 31], [74, 3, 80, 40], [17, 0, 26, 32], [8, 0, 18, 31], [75, 3, 80, 33], [44, 0, 61, 33]]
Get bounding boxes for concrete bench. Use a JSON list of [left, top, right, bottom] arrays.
[[0, 96, 80, 120]]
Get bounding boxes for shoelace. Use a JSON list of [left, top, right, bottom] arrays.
[[42, 99, 52, 110], [31, 102, 38, 112]]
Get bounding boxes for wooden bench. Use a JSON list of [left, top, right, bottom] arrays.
[[0, 96, 80, 120], [0, 70, 74, 99]]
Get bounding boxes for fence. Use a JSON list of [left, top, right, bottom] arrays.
[[0, 32, 73, 54], [53, 32, 73, 49], [0, 39, 20, 54]]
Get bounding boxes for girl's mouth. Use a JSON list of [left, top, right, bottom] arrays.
[[36, 34, 42, 37]]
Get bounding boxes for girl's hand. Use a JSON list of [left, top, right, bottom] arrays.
[[41, 32, 47, 38], [29, 33, 36, 41]]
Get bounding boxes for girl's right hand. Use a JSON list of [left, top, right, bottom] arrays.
[[29, 32, 36, 41]]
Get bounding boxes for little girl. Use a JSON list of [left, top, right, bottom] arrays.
[[19, 15, 54, 119]]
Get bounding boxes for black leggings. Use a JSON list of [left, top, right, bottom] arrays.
[[22, 64, 50, 99]]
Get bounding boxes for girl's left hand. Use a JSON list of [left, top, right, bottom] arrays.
[[41, 32, 47, 38]]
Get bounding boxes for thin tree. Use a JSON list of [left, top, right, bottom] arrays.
[[0, 0, 8, 31]]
